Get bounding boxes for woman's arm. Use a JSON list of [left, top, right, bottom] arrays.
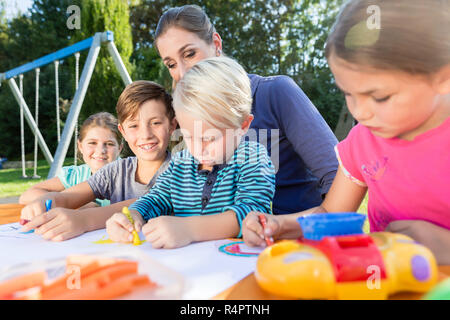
[[272, 76, 339, 195], [19, 177, 66, 204]]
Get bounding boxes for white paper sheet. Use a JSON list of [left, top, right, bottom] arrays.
[[0, 222, 260, 299]]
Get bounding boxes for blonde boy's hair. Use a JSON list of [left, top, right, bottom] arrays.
[[172, 56, 252, 129]]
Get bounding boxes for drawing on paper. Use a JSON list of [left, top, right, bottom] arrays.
[[217, 240, 263, 257]]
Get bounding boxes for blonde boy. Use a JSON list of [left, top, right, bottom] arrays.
[[107, 57, 276, 248]]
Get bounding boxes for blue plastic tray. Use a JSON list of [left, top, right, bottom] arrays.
[[297, 212, 366, 240]]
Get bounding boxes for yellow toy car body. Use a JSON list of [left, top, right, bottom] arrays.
[[255, 232, 438, 299]]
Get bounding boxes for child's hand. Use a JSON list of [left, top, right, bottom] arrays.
[[20, 208, 86, 241], [242, 211, 280, 247], [20, 194, 57, 222], [106, 210, 144, 243], [142, 216, 194, 249]]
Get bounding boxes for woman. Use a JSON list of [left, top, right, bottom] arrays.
[[154, 5, 339, 215]]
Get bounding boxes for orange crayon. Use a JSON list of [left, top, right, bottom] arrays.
[[258, 214, 274, 246]]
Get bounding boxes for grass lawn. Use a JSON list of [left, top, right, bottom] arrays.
[[358, 193, 370, 233], [0, 158, 75, 198]]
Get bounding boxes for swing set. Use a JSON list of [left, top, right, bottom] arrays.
[[0, 31, 132, 179]]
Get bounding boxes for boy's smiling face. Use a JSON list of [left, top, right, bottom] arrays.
[[118, 99, 177, 163]]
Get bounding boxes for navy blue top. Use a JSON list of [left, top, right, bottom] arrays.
[[247, 74, 338, 214]]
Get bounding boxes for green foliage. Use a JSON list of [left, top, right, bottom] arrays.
[[0, 0, 76, 160], [0, 0, 346, 160], [75, 0, 134, 120], [129, 0, 346, 129]]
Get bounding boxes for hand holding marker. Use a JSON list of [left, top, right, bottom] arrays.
[[122, 207, 142, 245], [20, 199, 52, 234], [258, 202, 274, 246], [259, 214, 274, 246]]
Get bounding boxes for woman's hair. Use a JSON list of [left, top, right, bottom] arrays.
[[154, 5, 216, 54], [78, 112, 121, 144], [116, 80, 175, 124], [172, 56, 252, 129], [325, 0, 450, 74]]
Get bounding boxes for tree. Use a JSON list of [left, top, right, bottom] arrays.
[[75, 0, 134, 121], [0, 0, 347, 160], [280, 0, 345, 130], [129, 0, 345, 130], [0, 0, 134, 159]]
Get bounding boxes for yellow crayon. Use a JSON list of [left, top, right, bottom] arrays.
[[122, 207, 142, 246]]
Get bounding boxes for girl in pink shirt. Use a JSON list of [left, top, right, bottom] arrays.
[[242, 0, 450, 265]]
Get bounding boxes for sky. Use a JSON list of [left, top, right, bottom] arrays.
[[3, 0, 33, 20]]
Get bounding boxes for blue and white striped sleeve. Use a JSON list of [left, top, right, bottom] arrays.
[[223, 142, 276, 237], [129, 160, 174, 221]]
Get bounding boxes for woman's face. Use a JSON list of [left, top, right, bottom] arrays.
[[157, 27, 222, 83]]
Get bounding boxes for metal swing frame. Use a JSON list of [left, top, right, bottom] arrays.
[[0, 31, 132, 179]]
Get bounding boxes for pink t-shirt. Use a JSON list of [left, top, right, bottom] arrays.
[[336, 117, 450, 232]]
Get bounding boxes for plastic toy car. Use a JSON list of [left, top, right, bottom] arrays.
[[255, 213, 438, 299]]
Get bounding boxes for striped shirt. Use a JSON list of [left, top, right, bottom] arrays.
[[129, 140, 276, 237]]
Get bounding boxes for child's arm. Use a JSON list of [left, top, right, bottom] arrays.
[[20, 181, 96, 221], [386, 220, 450, 265], [20, 199, 138, 241], [107, 161, 175, 244], [152, 142, 276, 248], [243, 166, 368, 246], [141, 210, 240, 249], [19, 177, 66, 204]]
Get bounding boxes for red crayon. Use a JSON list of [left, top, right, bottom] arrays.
[[258, 214, 274, 246]]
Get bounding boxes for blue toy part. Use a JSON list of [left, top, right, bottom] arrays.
[[19, 199, 52, 234], [45, 199, 52, 212], [297, 212, 366, 240]]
